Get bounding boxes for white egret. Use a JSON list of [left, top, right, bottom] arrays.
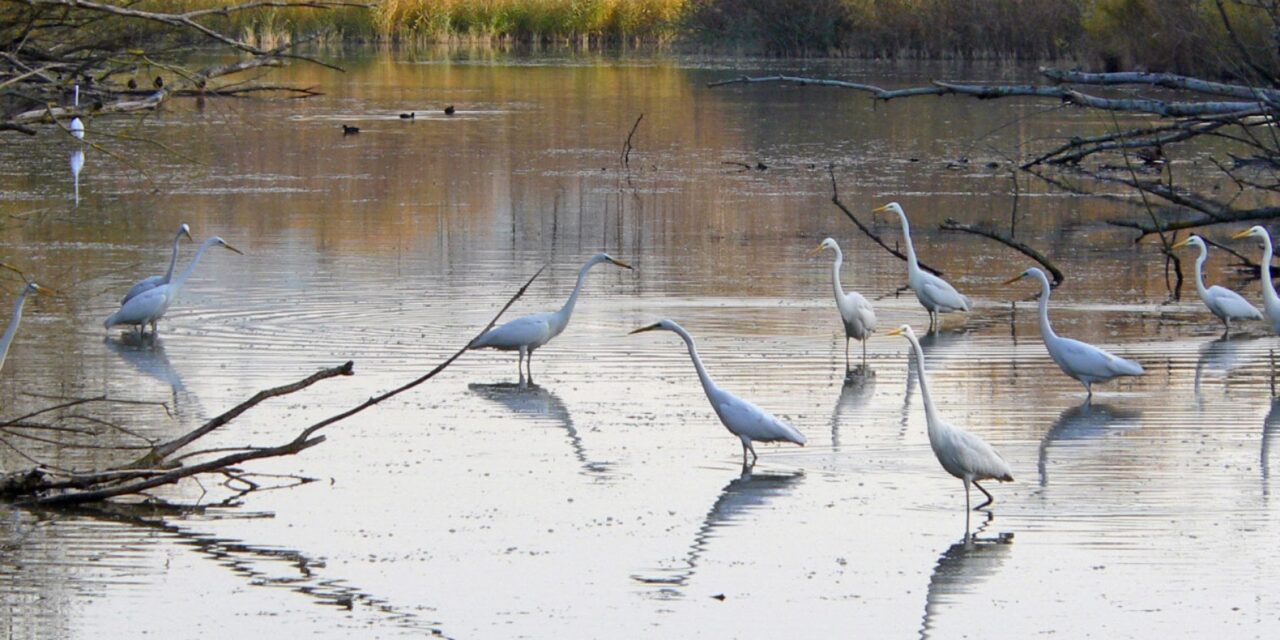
[[1231, 225, 1280, 334], [1004, 267, 1144, 398], [809, 237, 877, 370], [0, 279, 55, 374], [1173, 235, 1263, 334], [889, 324, 1012, 511], [469, 253, 632, 380], [104, 236, 243, 336], [873, 202, 971, 330], [69, 85, 84, 140], [120, 223, 193, 306], [630, 319, 806, 466]]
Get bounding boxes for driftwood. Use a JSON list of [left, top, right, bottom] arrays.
[[940, 219, 1064, 286], [3, 265, 545, 506]]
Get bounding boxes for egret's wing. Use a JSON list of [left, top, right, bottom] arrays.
[[471, 314, 552, 350], [846, 292, 878, 333], [121, 275, 164, 305], [1207, 285, 1264, 320], [948, 426, 1014, 481], [107, 287, 169, 327], [1050, 336, 1144, 379], [712, 390, 806, 445], [919, 274, 970, 311]]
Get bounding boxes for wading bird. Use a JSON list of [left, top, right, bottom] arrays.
[[69, 85, 84, 140], [1004, 267, 1144, 398], [120, 223, 192, 306], [104, 236, 242, 336], [873, 202, 971, 330], [630, 319, 805, 466], [809, 237, 877, 371], [1231, 225, 1280, 334], [470, 253, 632, 380], [0, 277, 54, 374], [1173, 235, 1262, 334], [889, 324, 1012, 511]]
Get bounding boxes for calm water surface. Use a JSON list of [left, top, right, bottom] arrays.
[[0, 49, 1278, 638]]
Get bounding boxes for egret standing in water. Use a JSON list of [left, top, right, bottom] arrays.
[[889, 325, 1012, 511], [630, 319, 806, 466], [120, 223, 193, 306], [873, 202, 971, 330], [1231, 225, 1280, 334], [69, 85, 84, 140], [809, 237, 877, 372], [1004, 267, 1145, 398], [104, 236, 242, 336], [469, 253, 632, 380], [1173, 235, 1262, 334], [0, 277, 55, 374]]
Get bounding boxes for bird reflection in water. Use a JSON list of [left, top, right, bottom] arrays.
[[468, 382, 610, 475], [70, 148, 84, 207], [632, 465, 803, 588], [1194, 335, 1250, 405], [831, 372, 875, 452], [1038, 401, 1141, 487], [104, 333, 189, 410], [919, 512, 1014, 640], [1263, 395, 1280, 499]]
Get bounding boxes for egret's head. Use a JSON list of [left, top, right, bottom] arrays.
[[1231, 225, 1269, 242], [24, 282, 55, 296], [593, 252, 633, 270], [1171, 235, 1205, 251], [629, 319, 676, 335], [808, 237, 839, 257], [179, 223, 193, 242], [1001, 267, 1045, 286], [211, 236, 245, 255], [871, 202, 904, 221], [885, 324, 916, 340]]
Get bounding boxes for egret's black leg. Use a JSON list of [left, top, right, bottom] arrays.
[[973, 480, 995, 510]]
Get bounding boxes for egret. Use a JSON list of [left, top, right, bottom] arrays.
[[69, 85, 84, 140], [0, 279, 55, 374], [630, 319, 806, 466], [469, 253, 632, 380], [809, 237, 877, 371], [873, 202, 971, 330], [104, 236, 243, 336], [120, 223, 193, 306], [889, 324, 1012, 511], [1003, 267, 1144, 398], [1173, 235, 1263, 334], [1230, 225, 1280, 334]]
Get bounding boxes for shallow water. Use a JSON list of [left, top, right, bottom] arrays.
[[1, 49, 1279, 637]]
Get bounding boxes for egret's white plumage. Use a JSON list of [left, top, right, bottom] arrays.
[[0, 277, 53, 374], [1231, 225, 1280, 334], [890, 324, 1012, 511], [874, 202, 971, 329], [69, 85, 84, 140], [121, 223, 193, 306], [630, 319, 805, 466], [810, 237, 877, 370], [470, 252, 632, 379], [104, 236, 242, 336], [1005, 267, 1145, 397], [1174, 235, 1263, 333]]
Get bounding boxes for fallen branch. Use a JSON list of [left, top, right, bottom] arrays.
[[939, 219, 1064, 286], [828, 165, 941, 275]]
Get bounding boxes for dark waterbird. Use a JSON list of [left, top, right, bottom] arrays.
[[342, 124, 360, 135], [399, 112, 414, 119], [444, 105, 455, 115]]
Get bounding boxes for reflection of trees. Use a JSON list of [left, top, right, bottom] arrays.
[[1038, 401, 1141, 487], [468, 382, 610, 475], [919, 513, 1013, 640], [632, 466, 803, 588]]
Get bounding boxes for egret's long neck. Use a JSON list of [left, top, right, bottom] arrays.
[[1192, 243, 1209, 300], [1262, 235, 1279, 307], [906, 334, 942, 431], [671, 324, 718, 397], [897, 209, 920, 276], [163, 231, 184, 282], [1034, 272, 1057, 340], [830, 247, 846, 301], [171, 240, 218, 292], [554, 258, 600, 333], [0, 288, 31, 371]]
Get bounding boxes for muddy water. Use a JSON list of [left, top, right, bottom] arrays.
[[0, 50, 1278, 637]]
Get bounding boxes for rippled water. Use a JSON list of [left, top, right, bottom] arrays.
[[1, 49, 1279, 637]]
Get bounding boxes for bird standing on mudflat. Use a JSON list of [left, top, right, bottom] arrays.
[[810, 237, 877, 371]]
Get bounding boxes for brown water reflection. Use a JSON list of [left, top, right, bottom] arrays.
[[0, 48, 1279, 637]]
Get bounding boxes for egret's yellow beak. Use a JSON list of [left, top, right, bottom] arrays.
[[32, 283, 56, 296], [1230, 229, 1255, 240], [181, 228, 193, 242], [223, 243, 245, 255], [1001, 274, 1025, 285], [807, 244, 824, 257], [610, 258, 634, 270], [886, 327, 904, 337], [871, 204, 891, 213], [1171, 238, 1191, 250], [628, 323, 661, 335]]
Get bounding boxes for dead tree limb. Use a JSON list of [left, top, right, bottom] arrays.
[[939, 219, 1064, 286], [827, 165, 942, 276], [621, 113, 643, 168]]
